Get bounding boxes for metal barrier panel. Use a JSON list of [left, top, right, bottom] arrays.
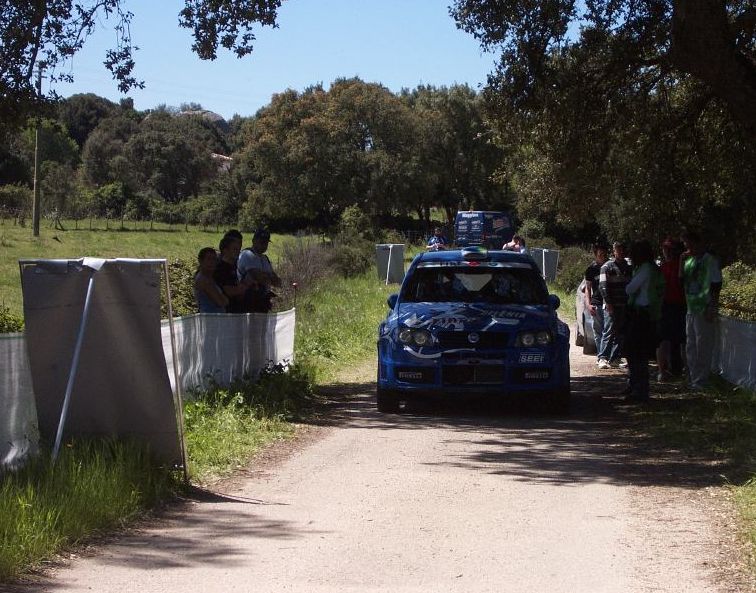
[[375, 244, 405, 284], [529, 248, 560, 282]]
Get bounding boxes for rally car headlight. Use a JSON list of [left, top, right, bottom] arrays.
[[413, 329, 431, 346], [398, 327, 432, 347], [516, 330, 552, 347]]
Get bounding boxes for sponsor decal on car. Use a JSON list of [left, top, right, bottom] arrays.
[[519, 352, 546, 364]]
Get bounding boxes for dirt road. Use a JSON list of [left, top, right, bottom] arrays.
[[11, 342, 750, 593]]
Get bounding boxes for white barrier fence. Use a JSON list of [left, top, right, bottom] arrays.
[[713, 316, 756, 390], [1, 310, 295, 469]]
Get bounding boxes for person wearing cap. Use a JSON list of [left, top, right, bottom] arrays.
[[237, 228, 281, 313], [656, 236, 686, 381]]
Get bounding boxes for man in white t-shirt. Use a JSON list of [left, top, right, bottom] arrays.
[[237, 228, 281, 313]]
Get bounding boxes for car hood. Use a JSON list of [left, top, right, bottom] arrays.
[[394, 301, 550, 332]]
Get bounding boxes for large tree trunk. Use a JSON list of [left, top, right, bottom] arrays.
[[670, 1, 756, 144]]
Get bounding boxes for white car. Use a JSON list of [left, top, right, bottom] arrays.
[[574, 279, 598, 355]]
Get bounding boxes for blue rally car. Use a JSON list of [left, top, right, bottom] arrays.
[[377, 247, 571, 413]]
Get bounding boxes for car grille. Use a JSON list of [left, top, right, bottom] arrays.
[[436, 331, 508, 350], [443, 365, 505, 385]]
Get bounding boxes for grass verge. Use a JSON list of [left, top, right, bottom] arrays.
[[1, 266, 394, 582], [295, 271, 397, 382], [0, 440, 180, 582], [633, 378, 756, 570]]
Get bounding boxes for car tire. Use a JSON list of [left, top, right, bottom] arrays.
[[575, 323, 585, 347], [376, 388, 401, 413]]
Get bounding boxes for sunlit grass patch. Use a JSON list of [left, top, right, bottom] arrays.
[[0, 440, 179, 582]]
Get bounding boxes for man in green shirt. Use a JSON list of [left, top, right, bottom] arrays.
[[680, 230, 722, 390]]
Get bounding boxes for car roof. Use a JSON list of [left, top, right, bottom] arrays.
[[417, 249, 535, 265]]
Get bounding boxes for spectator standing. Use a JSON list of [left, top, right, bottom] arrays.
[[237, 228, 282, 313], [214, 232, 250, 313], [599, 241, 632, 369], [656, 237, 687, 381], [194, 247, 229, 313], [427, 227, 449, 251], [584, 243, 609, 367], [624, 241, 665, 402], [503, 234, 528, 254], [680, 230, 722, 390]]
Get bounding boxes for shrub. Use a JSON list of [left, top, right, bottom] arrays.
[[553, 246, 593, 293], [0, 305, 23, 333], [720, 261, 756, 322], [161, 258, 196, 318], [275, 235, 335, 310]]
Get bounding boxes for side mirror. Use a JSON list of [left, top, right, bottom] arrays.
[[387, 293, 398, 309], [548, 294, 561, 310]]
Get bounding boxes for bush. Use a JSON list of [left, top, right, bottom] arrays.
[[553, 246, 593, 293], [161, 258, 196, 318], [0, 305, 23, 333], [275, 235, 335, 310], [720, 261, 756, 322], [329, 207, 377, 277]]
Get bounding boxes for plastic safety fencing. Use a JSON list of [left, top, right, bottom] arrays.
[[713, 315, 756, 390], [162, 310, 296, 396], [0, 332, 38, 470], [1, 310, 296, 470]]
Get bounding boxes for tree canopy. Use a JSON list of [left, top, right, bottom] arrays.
[[0, 1, 285, 132], [451, 0, 756, 260]]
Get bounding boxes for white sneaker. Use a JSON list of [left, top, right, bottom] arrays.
[[619, 359, 628, 369], [598, 359, 610, 370]]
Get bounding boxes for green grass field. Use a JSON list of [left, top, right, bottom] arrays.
[[0, 221, 292, 316]]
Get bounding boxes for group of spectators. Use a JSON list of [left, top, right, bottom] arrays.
[[426, 227, 528, 254], [583, 230, 722, 402], [194, 228, 281, 314]]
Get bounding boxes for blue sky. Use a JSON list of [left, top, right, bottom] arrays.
[[55, 0, 498, 119]]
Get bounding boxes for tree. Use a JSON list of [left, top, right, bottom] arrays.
[[403, 85, 510, 224], [81, 114, 139, 187], [58, 93, 119, 147], [451, 1, 756, 142], [125, 111, 222, 202], [452, 1, 755, 261], [0, 1, 285, 132]]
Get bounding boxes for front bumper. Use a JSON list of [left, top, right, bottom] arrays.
[[377, 343, 569, 396]]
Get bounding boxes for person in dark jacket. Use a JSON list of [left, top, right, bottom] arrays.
[[584, 243, 609, 366], [598, 241, 632, 369], [624, 241, 665, 402]]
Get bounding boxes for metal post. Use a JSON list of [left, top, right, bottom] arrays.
[[32, 64, 44, 237], [542, 249, 547, 281], [385, 245, 393, 285], [164, 260, 190, 484], [52, 273, 96, 461]]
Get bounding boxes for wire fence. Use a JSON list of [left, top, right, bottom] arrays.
[[0, 207, 233, 234]]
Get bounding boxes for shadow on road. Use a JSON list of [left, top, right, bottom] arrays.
[[313, 369, 723, 491]]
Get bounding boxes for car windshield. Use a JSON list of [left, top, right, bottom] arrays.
[[401, 266, 549, 305]]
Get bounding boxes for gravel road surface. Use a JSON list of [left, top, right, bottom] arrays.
[[8, 341, 750, 593]]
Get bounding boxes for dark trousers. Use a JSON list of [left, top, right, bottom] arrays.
[[625, 307, 656, 400]]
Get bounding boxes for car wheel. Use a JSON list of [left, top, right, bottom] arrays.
[[376, 388, 401, 413], [575, 323, 585, 347]]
